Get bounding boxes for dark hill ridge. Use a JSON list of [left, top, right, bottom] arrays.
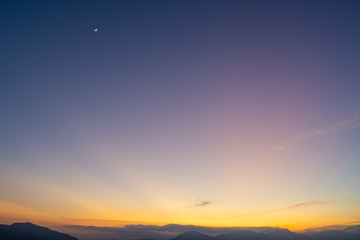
[[310, 230, 359, 240], [172, 231, 215, 240], [0, 222, 77, 240], [1, 222, 359, 240], [217, 230, 269, 240], [172, 230, 309, 240], [218, 228, 307, 240], [345, 225, 360, 234], [170, 226, 360, 240]]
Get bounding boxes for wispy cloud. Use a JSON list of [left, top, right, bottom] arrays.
[[186, 200, 213, 208], [173, 199, 214, 211], [277, 115, 360, 151], [233, 200, 330, 219], [345, 217, 360, 225], [346, 220, 360, 225], [281, 200, 329, 211]]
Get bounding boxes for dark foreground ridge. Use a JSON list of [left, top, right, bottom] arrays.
[[170, 226, 360, 240], [0, 222, 78, 240], [1, 222, 360, 240]]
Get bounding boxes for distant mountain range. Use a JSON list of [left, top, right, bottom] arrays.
[[1, 222, 359, 240], [0, 222, 78, 240]]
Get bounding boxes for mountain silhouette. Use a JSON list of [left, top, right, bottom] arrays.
[[172, 231, 215, 240], [170, 230, 309, 240], [218, 229, 307, 240], [170, 227, 360, 240], [311, 229, 359, 240], [344, 225, 360, 234], [217, 230, 270, 240], [4, 222, 359, 240], [0, 222, 77, 240]]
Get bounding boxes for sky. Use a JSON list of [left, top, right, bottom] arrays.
[[1, 0, 360, 233]]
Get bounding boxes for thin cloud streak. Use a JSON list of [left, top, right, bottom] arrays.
[[281, 200, 330, 211], [187, 200, 213, 208], [233, 200, 330, 219], [345, 220, 360, 225], [277, 115, 360, 151], [173, 200, 213, 211]]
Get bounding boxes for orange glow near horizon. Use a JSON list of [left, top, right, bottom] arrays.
[[1, 197, 359, 232]]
